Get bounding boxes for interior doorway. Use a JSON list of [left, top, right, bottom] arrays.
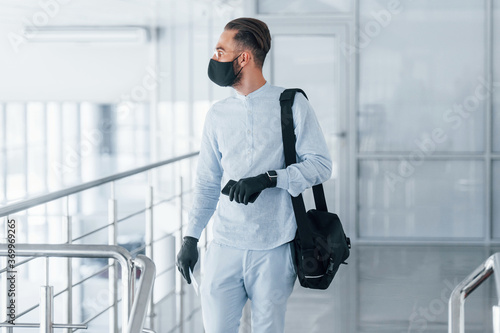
[[262, 21, 352, 229]]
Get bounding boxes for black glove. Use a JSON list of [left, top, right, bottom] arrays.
[[229, 173, 273, 205], [176, 236, 199, 284]]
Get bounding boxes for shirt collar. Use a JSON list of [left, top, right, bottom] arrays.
[[234, 81, 269, 100]]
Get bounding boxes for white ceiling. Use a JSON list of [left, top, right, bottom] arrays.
[[0, 0, 243, 28], [0, 0, 157, 27], [0, 0, 156, 102], [0, 0, 244, 102]]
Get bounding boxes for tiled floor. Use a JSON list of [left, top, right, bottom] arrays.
[[174, 244, 499, 332], [284, 245, 499, 333]]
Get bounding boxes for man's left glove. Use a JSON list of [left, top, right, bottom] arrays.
[[176, 236, 199, 284], [229, 173, 274, 205]]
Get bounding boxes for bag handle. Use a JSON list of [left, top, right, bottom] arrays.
[[279, 88, 328, 249]]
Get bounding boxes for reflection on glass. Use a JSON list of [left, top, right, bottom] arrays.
[[358, 0, 486, 152], [358, 160, 484, 238], [357, 246, 493, 330]]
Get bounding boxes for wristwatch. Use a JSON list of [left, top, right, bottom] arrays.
[[266, 170, 278, 187]]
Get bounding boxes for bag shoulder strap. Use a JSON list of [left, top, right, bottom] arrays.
[[279, 89, 328, 212], [279, 88, 329, 250]]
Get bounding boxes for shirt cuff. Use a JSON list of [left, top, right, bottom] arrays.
[[185, 223, 203, 240], [276, 168, 289, 192]]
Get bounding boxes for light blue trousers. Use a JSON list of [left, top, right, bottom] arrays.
[[200, 241, 297, 333]]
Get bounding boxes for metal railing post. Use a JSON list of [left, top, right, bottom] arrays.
[[40, 285, 54, 333], [177, 176, 184, 333], [145, 170, 155, 329], [125, 255, 156, 333], [494, 305, 500, 333], [63, 197, 72, 333], [108, 182, 119, 333], [40, 257, 53, 333], [493, 254, 500, 333], [494, 254, 500, 302]]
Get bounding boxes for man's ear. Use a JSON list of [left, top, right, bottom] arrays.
[[240, 51, 251, 67]]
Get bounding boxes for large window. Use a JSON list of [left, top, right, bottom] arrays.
[[357, 0, 491, 240], [0, 103, 150, 205]]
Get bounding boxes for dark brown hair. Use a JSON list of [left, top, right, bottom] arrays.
[[225, 17, 271, 69]]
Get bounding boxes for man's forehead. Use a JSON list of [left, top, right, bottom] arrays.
[[216, 29, 237, 50]]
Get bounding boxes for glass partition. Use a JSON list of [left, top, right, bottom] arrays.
[[359, 0, 486, 153], [359, 160, 485, 239], [357, 0, 489, 240]]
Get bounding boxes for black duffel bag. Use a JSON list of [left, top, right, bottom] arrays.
[[280, 89, 351, 290]]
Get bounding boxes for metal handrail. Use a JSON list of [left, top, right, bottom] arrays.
[[126, 255, 156, 333], [448, 252, 500, 333], [71, 189, 188, 243], [0, 151, 199, 217], [0, 152, 196, 332], [0, 244, 134, 332]]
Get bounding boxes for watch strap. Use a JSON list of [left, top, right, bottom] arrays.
[[266, 170, 277, 187]]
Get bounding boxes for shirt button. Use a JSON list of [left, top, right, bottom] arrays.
[[247, 130, 251, 134]]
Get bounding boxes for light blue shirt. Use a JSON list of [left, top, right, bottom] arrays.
[[186, 82, 332, 250]]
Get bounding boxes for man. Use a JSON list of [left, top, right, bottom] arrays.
[[176, 17, 332, 332]]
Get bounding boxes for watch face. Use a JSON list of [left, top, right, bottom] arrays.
[[268, 170, 277, 177]]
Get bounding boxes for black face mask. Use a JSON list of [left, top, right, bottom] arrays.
[[207, 54, 243, 87]]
